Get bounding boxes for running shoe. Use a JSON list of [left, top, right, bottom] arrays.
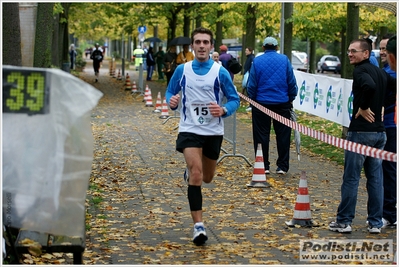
[[193, 224, 208, 245], [329, 221, 352, 233], [382, 218, 397, 229], [276, 167, 286, 174], [368, 226, 381, 234]]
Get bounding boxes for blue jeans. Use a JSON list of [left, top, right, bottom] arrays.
[[336, 131, 386, 228]]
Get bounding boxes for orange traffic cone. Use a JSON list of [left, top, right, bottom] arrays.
[[159, 97, 169, 119], [117, 69, 122, 80], [112, 66, 116, 78], [145, 86, 153, 107], [153, 91, 162, 113], [143, 85, 149, 102], [109, 61, 113, 76], [246, 143, 270, 188], [125, 73, 131, 90], [285, 171, 314, 227], [131, 80, 138, 94]]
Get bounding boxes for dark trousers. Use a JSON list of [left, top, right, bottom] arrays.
[[165, 72, 173, 85], [93, 61, 100, 74], [146, 65, 154, 80], [382, 127, 397, 223], [251, 102, 292, 172]]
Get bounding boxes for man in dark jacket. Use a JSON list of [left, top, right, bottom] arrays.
[[146, 47, 155, 81], [219, 45, 234, 81], [90, 43, 103, 82], [247, 37, 298, 175], [242, 47, 255, 95], [329, 38, 396, 234]]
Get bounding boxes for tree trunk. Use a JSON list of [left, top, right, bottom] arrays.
[[183, 3, 191, 37], [340, 27, 346, 76], [33, 3, 54, 68], [283, 3, 293, 61], [3, 3, 22, 66], [167, 12, 178, 44], [341, 3, 359, 139], [61, 3, 71, 67], [309, 40, 317, 73], [343, 3, 359, 80], [52, 12, 60, 67], [215, 8, 223, 50], [245, 4, 256, 51]]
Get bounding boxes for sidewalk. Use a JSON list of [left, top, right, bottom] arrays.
[[82, 59, 396, 265]]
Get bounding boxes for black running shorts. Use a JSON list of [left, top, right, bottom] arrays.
[[176, 132, 223, 160]]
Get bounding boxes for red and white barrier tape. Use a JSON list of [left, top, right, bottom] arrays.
[[239, 93, 397, 162]]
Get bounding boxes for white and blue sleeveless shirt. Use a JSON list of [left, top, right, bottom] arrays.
[[178, 61, 224, 136]]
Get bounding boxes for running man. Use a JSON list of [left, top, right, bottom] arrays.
[[166, 27, 240, 245]]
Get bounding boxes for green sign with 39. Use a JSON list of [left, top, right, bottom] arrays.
[[3, 68, 49, 114]]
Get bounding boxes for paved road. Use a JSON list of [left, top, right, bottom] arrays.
[[81, 59, 396, 265]]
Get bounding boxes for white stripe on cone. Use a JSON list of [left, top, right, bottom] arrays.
[[296, 195, 310, 203], [247, 143, 269, 187], [154, 92, 162, 112], [132, 81, 137, 93], [293, 210, 312, 219], [159, 97, 169, 118]]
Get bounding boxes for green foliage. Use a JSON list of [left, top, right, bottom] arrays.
[[294, 111, 345, 165], [53, 3, 64, 15], [75, 48, 86, 69], [292, 38, 308, 52], [68, 2, 396, 60], [112, 51, 121, 59]]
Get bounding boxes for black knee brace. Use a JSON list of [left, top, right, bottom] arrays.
[[188, 185, 202, 211]]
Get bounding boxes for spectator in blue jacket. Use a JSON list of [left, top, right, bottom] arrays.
[[246, 36, 298, 175]]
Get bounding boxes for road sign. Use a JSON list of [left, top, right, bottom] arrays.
[[138, 26, 147, 34], [138, 33, 145, 42]]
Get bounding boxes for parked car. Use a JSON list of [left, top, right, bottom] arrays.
[[317, 55, 341, 74], [292, 51, 308, 64], [255, 52, 307, 71]]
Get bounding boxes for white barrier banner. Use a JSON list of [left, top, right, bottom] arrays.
[[293, 70, 353, 127]]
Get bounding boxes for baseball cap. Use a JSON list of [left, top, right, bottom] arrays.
[[263, 37, 278, 46], [219, 45, 228, 51]]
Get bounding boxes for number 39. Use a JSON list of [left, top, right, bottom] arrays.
[[5, 72, 45, 112]]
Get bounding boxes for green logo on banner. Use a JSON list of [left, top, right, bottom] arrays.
[[326, 85, 332, 113], [313, 83, 319, 109], [299, 80, 306, 105]]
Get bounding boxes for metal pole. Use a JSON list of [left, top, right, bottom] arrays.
[[138, 63, 144, 95], [121, 34, 125, 77]]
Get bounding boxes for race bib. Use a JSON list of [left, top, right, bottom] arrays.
[[189, 102, 214, 125]]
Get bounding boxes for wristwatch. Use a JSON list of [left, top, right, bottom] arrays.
[[222, 107, 228, 115]]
